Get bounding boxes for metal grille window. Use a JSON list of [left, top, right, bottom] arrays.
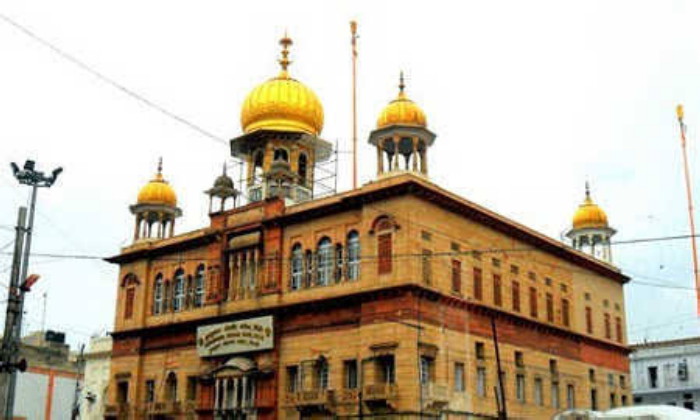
[[455, 363, 465, 392], [551, 381, 560, 408], [317, 358, 330, 389], [291, 244, 303, 290], [305, 250, 314, 287], [145, 380, 155, 403], [420, 356, 433, 384], [194, 265, 205, 307], [477, 367, 487, 397], [534, 378, 543, 406], [335, 244, 344, 283], [317, 238, 333, 286], [567, 384, 575, 409], [344, 360, 358, 389], [516, 374, 526, 403], [173, 269, 185, 312], [153, 274, 164, 315], [347, 231, 360, 281]]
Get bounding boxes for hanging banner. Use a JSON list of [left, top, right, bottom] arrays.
[[197, 315, 273, 357]]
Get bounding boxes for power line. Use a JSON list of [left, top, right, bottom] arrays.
[[0, 12, 228, 147]]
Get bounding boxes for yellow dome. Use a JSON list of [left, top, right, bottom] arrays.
[[137, 161, 177, 207], [572, 185, 608, 229], [240, 35, 324, 136], [377, 73, 427, 129]]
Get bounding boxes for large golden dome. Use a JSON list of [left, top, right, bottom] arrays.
[[377, 73, 427, 129], [137, 160, 177, 207], [572, 184, 608, 229], [240, 35, 324, 136]]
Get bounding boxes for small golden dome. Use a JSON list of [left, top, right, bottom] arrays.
[[137, 159, 177, 207], [240, 35, 324, 135], [376, 72, 427, 129], [572, 183, 608, 229]]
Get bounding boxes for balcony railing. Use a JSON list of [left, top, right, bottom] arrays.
[[421, 383, 449, 406], [363, 383, 398, 401], [285, 389, 335, 407], [105, 403, 131, 418], [142, 401, 182, 414], [337, 388, 360, 404]]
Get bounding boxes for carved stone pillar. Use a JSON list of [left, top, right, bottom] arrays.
[[412, 137, 419, 172]]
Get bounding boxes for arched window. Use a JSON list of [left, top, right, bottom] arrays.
[[335, 244, 344, 283], [165, 372, 178, 402], [316, 357, 329, 390], [274, 148, 289, 162], [194, 265, 205, 307], [298, 153, 308, 185], [253, 149, 264, 179], [373, 217, 395, 275], [173, 269, 185, 312], [305, 250, 314, 287], [347, 231, 360, 281], [291, 244, 303, 290], [153, 274, 164, 315], [316, 238, 333, 286]]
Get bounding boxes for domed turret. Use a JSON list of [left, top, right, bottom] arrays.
[[566, 182, 616, 263], [206, 163, 238, 213], [376, 75, 427, 129], [368, 72, 436, 178], [230, 34, 332, 204], [240, 35, 324, 136], [130, 158, 182, 242]]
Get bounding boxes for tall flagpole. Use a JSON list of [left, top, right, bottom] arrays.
[[350, 21, 358, 189], [676, 104, 700, 315]]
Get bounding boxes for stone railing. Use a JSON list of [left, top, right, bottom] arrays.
[[337, 388, 360, 403], [421, 383, 449, 405], [285, 389, 335, 407], [363, 383, 399, 401], [104, 403, 131, 418]]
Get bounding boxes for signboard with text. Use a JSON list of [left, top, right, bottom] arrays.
[[197, 315, 274, 357]]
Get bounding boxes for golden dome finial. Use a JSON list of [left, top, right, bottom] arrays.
[[137, 157, 177, 206], [677, 104, 685, 121], [278, 32, 293, 77], [572, 180, 608, 229], [585, 180, 591, 201], [399, 71, 406, 96], [376, 71, 427, 129]]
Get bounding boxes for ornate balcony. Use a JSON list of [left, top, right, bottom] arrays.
[[105, 403, 131, 418], [363, 383, 398, 402], [142, 401, 182, 415], [285, 389, 335, 409], [336, 388, 360, 404], [421, 383, 449, 409]]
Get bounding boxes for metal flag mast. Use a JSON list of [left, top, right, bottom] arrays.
[[350, 20, 359, 190], [676, 104, 700, 315]]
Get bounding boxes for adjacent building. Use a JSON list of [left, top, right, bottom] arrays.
[[81, 335, 113, 420], [13, 330, 82, 420], [630, 337, 700, 411], [104, 34, 631, 419]]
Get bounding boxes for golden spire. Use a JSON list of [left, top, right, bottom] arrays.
[[155, 157, 164, 181], [585, 180, 591, 202], [278, 32, 293, 78], [398, 71, 406, 99]]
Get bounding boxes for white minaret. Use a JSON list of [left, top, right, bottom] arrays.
[[566, 183, 616, 263]]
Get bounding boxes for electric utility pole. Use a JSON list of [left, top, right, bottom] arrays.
[[0, 159, 62, 419]]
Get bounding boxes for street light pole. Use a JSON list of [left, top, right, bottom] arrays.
[[1, 159, 62, 418]]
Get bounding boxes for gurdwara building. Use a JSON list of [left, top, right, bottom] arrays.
[[105, 34, 631, 419]]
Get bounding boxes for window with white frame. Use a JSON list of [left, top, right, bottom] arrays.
[[347, 231, 360, 281], [516, 374, 526, 403], [194, 265, 205, 307], [291, 244, 303, 290], [317, 238, 333, 286], [455, 362, 465, 392], [173, 269, 185, 312], [153, 273, 164, 315], [534, 377, 543, 406], [316, 358, 329, 390]]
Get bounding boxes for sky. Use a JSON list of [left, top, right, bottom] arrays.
[[1, 0, 699, 349]]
